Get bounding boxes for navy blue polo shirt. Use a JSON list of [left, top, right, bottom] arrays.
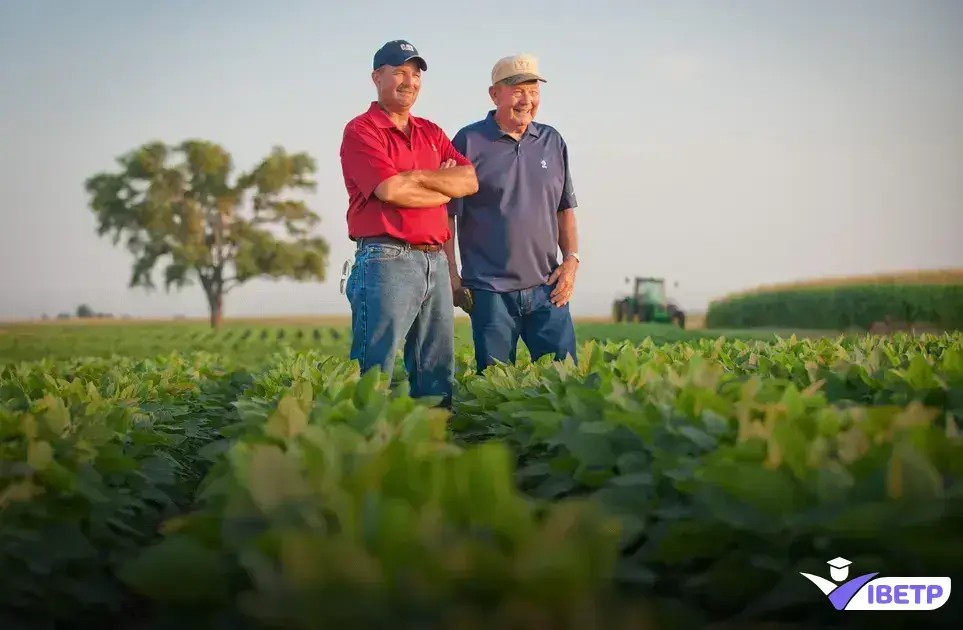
[[448, 110, 577, 293]]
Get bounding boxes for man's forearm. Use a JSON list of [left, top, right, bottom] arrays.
[[395, 187, 452, 208], [558, 208, 578, 255], [443, 216, 459, 280], [419, 166, 479, 199], [375, 172, 451, 208]]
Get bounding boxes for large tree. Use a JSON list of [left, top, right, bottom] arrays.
[[84, 140, 330, 328]]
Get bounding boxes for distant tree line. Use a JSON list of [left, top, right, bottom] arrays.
[[41, 304, 117, 320]]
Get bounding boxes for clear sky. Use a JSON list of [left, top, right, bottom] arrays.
[[1, 0, 961, 320]]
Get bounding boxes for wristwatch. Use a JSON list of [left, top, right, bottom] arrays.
[[563, 251, 580, 263]]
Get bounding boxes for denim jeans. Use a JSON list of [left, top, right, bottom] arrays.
[[345, 239, 454, 407], [468, 283, 578, 373]]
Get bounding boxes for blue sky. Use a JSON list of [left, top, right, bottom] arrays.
[[1, 0, 961, 319]]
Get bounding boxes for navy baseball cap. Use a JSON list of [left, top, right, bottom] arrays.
[[373, 39, 427, 71]]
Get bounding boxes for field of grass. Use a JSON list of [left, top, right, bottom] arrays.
[[2, 317, 961, 629]]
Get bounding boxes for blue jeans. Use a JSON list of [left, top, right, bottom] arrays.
[[345, 239, 454, 407], [468, 284, 578, 373]]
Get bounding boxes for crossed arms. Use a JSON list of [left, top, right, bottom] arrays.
[[376, 162, 478, 207], [341, 124, 478, 208]]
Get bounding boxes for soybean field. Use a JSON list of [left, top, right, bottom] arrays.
[[1, 318, 961, 630]]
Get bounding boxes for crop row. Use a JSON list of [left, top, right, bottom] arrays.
[[0, 324, 352, 365], [706, 284, 963, 331], [1, 320, 834, 368], [2, 332, 962, 629]]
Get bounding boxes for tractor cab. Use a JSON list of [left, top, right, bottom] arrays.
[[635, 277, 666, 305]]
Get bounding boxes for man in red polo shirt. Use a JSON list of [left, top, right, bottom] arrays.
[[339, 39, 477, 408]]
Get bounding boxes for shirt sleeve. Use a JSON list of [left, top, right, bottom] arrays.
[[437, 127, 472, 167], [558, 136, 577, 211], [446, 128, 470, 218], [340, 122, 398, 200]]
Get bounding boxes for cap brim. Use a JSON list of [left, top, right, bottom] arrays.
[[500, 73, 546, 85], [403, 55, 428, 71]]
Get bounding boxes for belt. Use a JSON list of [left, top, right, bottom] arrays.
[[358, 235, 444, 253]]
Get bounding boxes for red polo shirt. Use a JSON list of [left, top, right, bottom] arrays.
[[340, 101, 471, 245]]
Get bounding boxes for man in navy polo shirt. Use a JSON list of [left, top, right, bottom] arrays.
[[340, 39, 478, 407], [444, 53, 581, 373]]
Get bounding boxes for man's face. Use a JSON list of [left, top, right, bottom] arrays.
[[490, 79, 540, 127], [372, 59, 422, 109]]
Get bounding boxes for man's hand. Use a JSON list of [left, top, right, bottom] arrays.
[[450, 274, 473, 313], [547, 256, 579, 307], [440, 158, 456, 169]]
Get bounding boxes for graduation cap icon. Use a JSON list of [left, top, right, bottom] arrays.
[[827, 557, 852, 582]]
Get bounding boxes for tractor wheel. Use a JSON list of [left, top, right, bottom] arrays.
[[620, 301, 633, 322], [641, 304, 655, 323], [673, 313, 686, 328], [612, 302, 623, 322]]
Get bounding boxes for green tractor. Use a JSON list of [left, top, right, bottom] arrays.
[[612, 277, 686, 327]]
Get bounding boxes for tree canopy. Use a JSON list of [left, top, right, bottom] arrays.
[[84, 140, 330, 327]]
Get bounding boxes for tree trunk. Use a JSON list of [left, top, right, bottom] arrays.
[[207, 289, 223, 330], [209, 206, 226, 330]]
